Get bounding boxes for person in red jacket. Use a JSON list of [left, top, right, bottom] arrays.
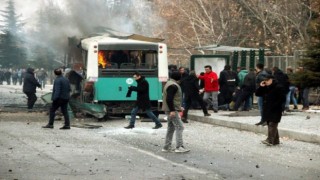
[[198, 65, 219, 112]]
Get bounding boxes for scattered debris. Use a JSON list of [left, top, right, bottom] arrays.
[[72, 123, 103, 129]]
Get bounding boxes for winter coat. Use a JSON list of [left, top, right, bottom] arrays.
[[179, 72, 189, 93], [129, 76, 151, 110], [52, 75, 71, 101], [219, 69, 238, 92], [237, 69, 248, 87], [23, 68, 41, 93], [181, 74, 201, 96], [255, 80, 287, 123], [242, 71, 256, 93], [198, 71, 219, 92], [273, 69, 290, 94]]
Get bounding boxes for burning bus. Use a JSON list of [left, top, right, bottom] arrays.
[[71, 34, 168, 118]]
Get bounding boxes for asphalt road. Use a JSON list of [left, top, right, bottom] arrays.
[[0, 112, 319, 180]]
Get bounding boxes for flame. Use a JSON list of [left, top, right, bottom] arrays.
[[98, 51, 107, 68]]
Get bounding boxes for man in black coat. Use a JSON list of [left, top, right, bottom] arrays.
[[124, 72, 162, 129], [255, 74, 287, 146], [23, 68, 41, 111], [181, 71, 210, 123], [232, 69, 256, 111], [43, 68, 71, 129], [219, 65, 239, 108]]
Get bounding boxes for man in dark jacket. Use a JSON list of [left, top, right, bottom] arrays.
[[23, 68, 41, 111], [181, 71, 210, 123], [254, 63, 271, 126], [255, 75, 287, 146], [272, 67, 290, 111], [219, 65, 239, 108], [42, 68, 71, 129], [124, 72, 162, 129], [232, 69, 256, 111]]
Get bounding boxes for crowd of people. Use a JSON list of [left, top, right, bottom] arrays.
[[166, 63, 313, 147], [168, 63, 311, 123], [0, 68, 48, 88]]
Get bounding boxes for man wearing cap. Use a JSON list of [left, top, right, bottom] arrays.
[[255, 74, 287, 146]]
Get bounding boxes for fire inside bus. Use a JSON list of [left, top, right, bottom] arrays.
[[78, 34, 168, 117]]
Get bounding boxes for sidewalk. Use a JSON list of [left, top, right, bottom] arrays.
[[188, 108, 320, 144]]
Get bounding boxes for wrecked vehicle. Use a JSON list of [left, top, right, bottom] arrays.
[[66, 34, 168, 119]]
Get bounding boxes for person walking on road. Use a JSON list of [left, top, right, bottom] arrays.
[[23, 67, 41, 112], [255, 74, 287, 146], [162, 71, 190, 153], [124, 72, 162, 129], [181, 71, 211, 123], [42, 68, 71, 129], [198, 65, 219, 113]]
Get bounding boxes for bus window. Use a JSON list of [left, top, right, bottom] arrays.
[[98, 50, 158, 70]]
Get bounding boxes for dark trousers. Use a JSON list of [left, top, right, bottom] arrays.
[[25, 92, 37, 109], [183, 93, 208, 120], [233, 89, 252, 111], [267, 122, 280, 145], [49, 99, 70, 126]]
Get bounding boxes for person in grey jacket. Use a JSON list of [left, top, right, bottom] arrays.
[[23, 68, 41, 111], [42, 68, 71, 129]]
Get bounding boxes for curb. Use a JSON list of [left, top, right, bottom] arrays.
[[189, 114, 320, 144]]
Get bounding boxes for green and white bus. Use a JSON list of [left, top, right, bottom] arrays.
[[79, 34, 168, 116]]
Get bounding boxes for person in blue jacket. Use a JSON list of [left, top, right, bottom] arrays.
[[42, 68, 71, 129]]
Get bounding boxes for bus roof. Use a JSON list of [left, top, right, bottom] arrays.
[[81, 34, 165, 51]]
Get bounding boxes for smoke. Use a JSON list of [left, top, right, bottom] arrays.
[[4, 0, 167, 64]]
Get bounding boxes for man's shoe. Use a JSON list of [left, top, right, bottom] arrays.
[[182, 119, 189, 123], [255, 121, 263, 126], [59, 126, 70, 130], [204, 113, 211, 117], [175, 146, 190, 153], [42, 124, 53, 129], [162, 147, 175, 153], [261, 140, 273, 146], [124, 125, 135, 129], [153, 124, 162, 129], [293, 105, 298, 109]]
